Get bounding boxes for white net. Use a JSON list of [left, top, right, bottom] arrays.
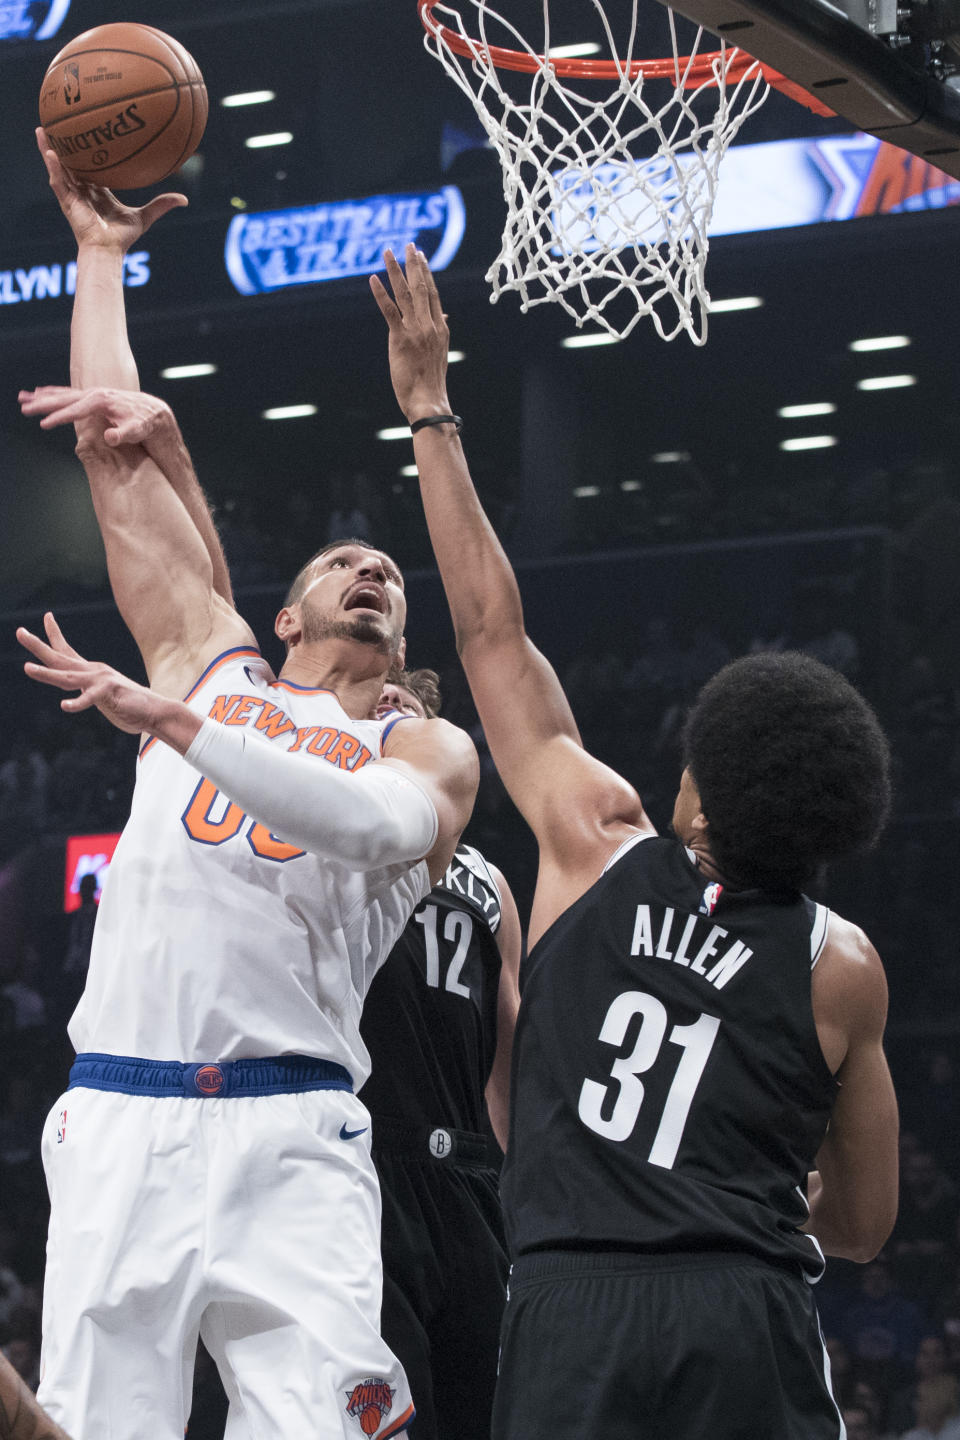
[[420, 0, 771, 343]]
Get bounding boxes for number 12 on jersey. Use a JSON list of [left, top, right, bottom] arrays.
[[578, 990, 720, 1168]]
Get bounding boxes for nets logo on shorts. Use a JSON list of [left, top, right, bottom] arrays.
[[345, 1379, 395, 1435]]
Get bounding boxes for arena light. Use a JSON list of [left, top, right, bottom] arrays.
[[856, 374, 917, 391], [848, 335, 911, 353], [573, 484, 601, 497], [377, 425, 412, 441], [777, 402, 836, 418], [160, 363, 218, 379], [620, 480, 642, 492], [262, 404, 317, 420], [561, 332, 620, 348], [548, 42, 602, 57], [222, 90, 276, 108], [779, 435, 837, 451], [399, 464, 420, 478], [447, 350, 466, 363], [651, 450, 690, 463], [245, 132, 293, 149], [709, 296, 764, 313]]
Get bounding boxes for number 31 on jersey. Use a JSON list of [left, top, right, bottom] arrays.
[[578, 990, 720, 1169]]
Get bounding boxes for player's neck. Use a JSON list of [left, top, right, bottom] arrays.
[[279, 640, 388, 719]]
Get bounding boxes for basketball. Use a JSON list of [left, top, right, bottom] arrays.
[[38, 23, 207, 190]]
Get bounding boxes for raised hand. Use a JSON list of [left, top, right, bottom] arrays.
[[18, 613, 160, 734], [370, 244, 452, 423], [36, 125, 187, 253], [18, 385, 176, 449]]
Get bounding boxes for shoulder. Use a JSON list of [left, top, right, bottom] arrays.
[[149, 604, 263, 700], [814, 910, 889, 1036], [383, 715, 478, 778]]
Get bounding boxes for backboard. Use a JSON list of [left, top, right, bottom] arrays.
[[657, 0, 960, 175]]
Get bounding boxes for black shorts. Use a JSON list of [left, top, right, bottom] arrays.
[[375, 1147, 508, 1440], [492, 1250, 844, 1440]]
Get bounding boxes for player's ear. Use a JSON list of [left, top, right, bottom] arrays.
[[275, 604, 302, 646]]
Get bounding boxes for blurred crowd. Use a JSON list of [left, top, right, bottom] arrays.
[[0, 471, 959, 1435]]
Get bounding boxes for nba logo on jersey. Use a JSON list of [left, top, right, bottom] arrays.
[[56, 1109, 67, 1144], [345, 1378, 395, 1435], [699, 882, 724, 917]]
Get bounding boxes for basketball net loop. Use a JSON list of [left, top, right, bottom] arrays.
[[420, 0, 832, 344]]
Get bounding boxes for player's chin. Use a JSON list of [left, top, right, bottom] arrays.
[[347, 614, 395, 649]]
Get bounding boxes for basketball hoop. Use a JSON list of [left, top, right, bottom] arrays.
[[419, 0, 833, 344]]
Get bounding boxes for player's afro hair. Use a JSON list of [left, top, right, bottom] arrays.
[[681, 651, 891, 894]]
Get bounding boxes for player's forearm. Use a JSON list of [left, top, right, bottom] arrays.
[[140, 417, 234, 607], [802, 1164, 894, 1262], [412, 424, 526, 653], [0, 1355, 71, 1440], [70, 245, 139, 395], [181, 718, 439, 869]]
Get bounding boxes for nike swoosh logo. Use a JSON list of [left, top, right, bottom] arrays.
[[339, 1123, 367, 1141]]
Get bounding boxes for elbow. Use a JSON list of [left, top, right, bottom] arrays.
[[75, 430, 112, 466], [455, 611, 524, 661]]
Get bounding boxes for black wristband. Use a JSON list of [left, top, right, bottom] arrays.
[[410, 414, 463, 435]]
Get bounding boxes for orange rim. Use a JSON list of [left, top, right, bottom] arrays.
[[417, 0, 835, 114]]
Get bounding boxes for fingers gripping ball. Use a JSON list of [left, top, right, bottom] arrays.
[[39, 23, 207, 190]]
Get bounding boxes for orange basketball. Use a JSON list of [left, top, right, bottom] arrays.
[[38, 22, 207, 190]]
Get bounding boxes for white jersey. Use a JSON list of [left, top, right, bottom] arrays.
[[70, 647, 430, 1083]]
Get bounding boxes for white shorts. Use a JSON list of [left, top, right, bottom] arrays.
[[38, 1084, 415, 1440]]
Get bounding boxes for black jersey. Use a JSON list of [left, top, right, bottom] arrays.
[[500, 834, 836, 1279], [359, 844, 503, 1135]]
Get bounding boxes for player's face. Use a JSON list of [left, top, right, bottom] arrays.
[[297, 544, 406, 658], [375, 683, 427, 721], [670, 766, 703, 844]]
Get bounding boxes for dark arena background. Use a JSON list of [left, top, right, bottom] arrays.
[[1, 2, 959, 1434]]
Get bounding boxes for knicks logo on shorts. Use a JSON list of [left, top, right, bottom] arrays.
[[345, 1379, 395, 1435], [195, 1065, 225, 1095]]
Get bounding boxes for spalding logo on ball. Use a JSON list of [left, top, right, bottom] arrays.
[[39, 22, 207, 190]]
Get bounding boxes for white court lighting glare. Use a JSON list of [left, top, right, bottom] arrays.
[[777, 402, 836, 419], [245, 132, 293, 149], [262, 404, 317, 420], [856, 374, 917, 391], [573, 485, 601, 497], [547, 41, 602, 57], [160, 363, 218, 380], [708, 296, 764, 314], [561, 333, 620, 349], [848, 335, 912, 353], [651, 451, 691, 464], [221, 90, 276, 108], [377, 426, 413, 441], [447, 350, 466, 363], [621, 480, 643, 492], [399, 464, 420, 478], [779, 435, 837, 451]]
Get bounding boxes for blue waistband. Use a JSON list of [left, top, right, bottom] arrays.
[[69, 1052, 353, 1099]]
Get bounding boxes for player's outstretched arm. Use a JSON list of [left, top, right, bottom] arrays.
[[35, 131, 236, 650], [18, 615, 474, 881], [0, 1350, 71, 1440], [485, 865, 522, 1151], [371, 246, 649, 935], [36, 127, 184, 397], [805, 917, 899, 1261]]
